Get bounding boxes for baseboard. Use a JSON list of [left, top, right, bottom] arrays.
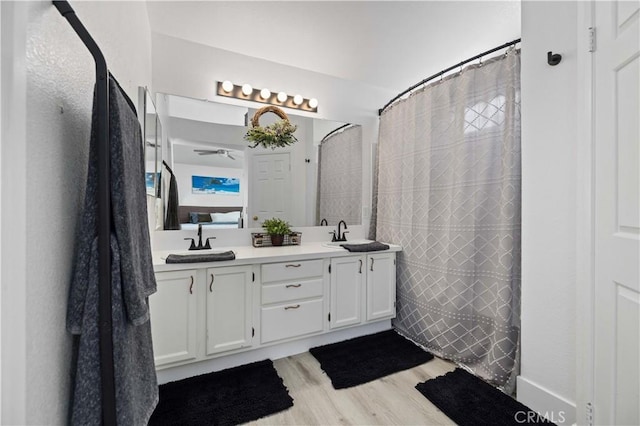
[[517, 376, 576, 425]]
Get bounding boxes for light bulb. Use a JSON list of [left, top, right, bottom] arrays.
[[260, 88, 271, 100], [308, 98, 318, 108], [241, 84, 253, 96], [293, 94, 303, 105], [277, 92, 287, 103], [221, 80, 233, 93]]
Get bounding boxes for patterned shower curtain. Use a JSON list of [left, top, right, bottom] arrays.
[[316, 125, 362, 226], [373, 50, 521, 389]]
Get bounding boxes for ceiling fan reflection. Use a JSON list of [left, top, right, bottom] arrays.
[[194, 149, 236, 160]]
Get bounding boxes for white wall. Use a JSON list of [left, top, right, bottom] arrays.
[[175, 163, 244, 208], [1, 1, 152, 424], [518, 2, 577, 424]]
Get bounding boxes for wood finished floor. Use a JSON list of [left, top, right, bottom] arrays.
[[249, 352, 457, 425]]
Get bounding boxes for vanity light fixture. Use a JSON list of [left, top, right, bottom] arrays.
[[216, 81, 318, 112]]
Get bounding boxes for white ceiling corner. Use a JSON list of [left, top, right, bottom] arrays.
[[146, 1, 521, 92]]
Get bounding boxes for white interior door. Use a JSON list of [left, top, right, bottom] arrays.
[[248, 152, 291, 227], [593, 2, 640, 425]]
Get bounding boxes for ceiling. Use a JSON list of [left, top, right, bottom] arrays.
[[146, 1, 521, 92]]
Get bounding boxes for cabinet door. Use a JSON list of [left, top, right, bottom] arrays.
[[206, 265, 253, 355], [330, 256, 364, 329], [150, 270, 198, 367], [366, 253, 396, 321]]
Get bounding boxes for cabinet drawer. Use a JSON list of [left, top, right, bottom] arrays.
[[261, 299, 324, 343], [262, 278, 323, 305], [261, 259, 324, 283]]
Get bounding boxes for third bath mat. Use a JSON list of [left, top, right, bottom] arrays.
[[416, 368, 555, 425]]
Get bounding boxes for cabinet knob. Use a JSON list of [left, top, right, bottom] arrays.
[[286, 284, 302, 288], [209, 274, 214, 292], [189, 275, 194, 294], [253, 215, 259, 221], [370, 258, 375, 271], [285, 264, 301, 268], [359, 259, 363, 274]]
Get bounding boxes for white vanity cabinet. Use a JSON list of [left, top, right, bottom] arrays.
[[150, 244, 400, 375], [329, 252, 397, 329], [329, 256, 364, 329], [205, 265, 253, 356], [366, 252, 397, 321], [260, 259, 326, 344], [149, 269, 198, 367], [150, 265, 254, 369]]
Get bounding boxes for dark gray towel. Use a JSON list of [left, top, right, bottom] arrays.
[[68, 76, 158, 425], [70, 237, 158, 425], [163, 161, 180, 230], [166, 251, 236, 263], [340, 242, 390, 252]]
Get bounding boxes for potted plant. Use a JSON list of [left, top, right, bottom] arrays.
[[261, 217, 292, 246]]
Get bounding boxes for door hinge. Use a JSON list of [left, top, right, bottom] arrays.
[[252, 272, 255, 282], [328, 312, 331, 322], [252, 327, 255, 338], [586, 402, 594, 426], [588, 27, 596, 53], [328, 264, 331, 273]]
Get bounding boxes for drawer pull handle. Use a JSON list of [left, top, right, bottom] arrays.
[[189, 275, 194, 294], [209, 274, 214, 292], [370, 258, 375, 271], [286, 284, 302, 288], [284, 304, 301, 310], [359, 259, 363, 274], [285, 264, 302, 268]]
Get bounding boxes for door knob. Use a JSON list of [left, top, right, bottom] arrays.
[[253, 216, 259, 221]]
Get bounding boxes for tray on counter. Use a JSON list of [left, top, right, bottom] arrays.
[[251, 232, 302, 248]]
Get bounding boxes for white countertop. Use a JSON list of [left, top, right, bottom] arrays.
[[153, 241, 402, 272]]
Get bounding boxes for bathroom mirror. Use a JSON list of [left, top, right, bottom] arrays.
[[154, 93, 362, 231], [139, 87, 162, 199]]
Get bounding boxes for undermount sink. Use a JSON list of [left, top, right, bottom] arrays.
[[322, 239, 373, 248]]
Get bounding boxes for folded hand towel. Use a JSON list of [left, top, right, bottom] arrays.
[[340, 242, 390, 252], [165, 251, 236, 264]]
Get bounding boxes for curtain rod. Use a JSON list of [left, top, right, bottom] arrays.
[[321, 123, 352, 143], [52, 1, 117, 425], [378, 38, 521, 116]]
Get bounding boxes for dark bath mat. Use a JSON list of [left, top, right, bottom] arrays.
[[309, 330, 434, 389], [416, 368, 555, 426], [148, 359, 293, 426]]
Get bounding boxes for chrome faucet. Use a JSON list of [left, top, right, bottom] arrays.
[[185, 224, 216, 250], [337, 220, 349, 242]]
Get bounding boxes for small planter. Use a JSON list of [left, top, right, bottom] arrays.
[[270, 234, 285, 246]]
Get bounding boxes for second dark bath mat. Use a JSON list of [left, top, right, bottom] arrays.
[[148, 359, 293, 426], [309, 330, 434, 389]]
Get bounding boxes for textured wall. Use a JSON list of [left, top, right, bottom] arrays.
[[2, 2, 151, 423]]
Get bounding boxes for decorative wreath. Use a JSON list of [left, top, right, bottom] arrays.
[[245, 106, 298, 149]]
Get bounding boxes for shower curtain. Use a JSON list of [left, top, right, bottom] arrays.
[[316, 125, 362, 225], [374, 50, 521, 389]]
